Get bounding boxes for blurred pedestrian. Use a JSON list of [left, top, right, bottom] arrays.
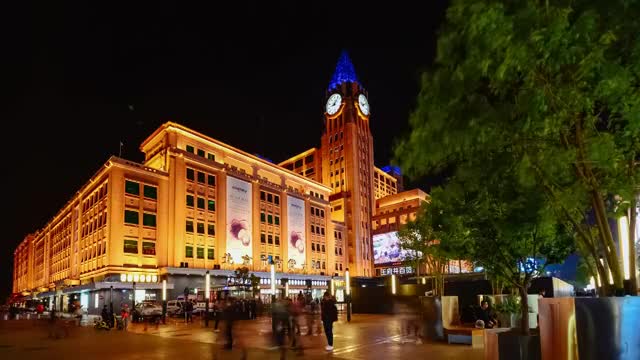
[[320, 291, 338, 351], [121, 304, 130, 331]]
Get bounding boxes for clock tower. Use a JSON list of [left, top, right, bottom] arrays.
[[321, 51, 375, 277]]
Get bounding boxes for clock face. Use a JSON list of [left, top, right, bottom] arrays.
[[326, 93, 342, 115], [358, 94, 370, 115]]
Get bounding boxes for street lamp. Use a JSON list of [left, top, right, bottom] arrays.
[[205, 271, 210, 327], [162, 279, 167, 324], [391, 274, 397, 295], [345, 268, 351, 322], [270, 263, 276, 299]]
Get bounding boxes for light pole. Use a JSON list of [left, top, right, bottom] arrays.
[[132, 281, 136, 313], [205, 271, 210, 327], [345, 268, 351, 322], [162, 279, 167, 324]]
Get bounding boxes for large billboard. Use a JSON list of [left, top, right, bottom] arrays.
[[373, 231, 414, 265], [226, 177, 252, 263], [287, 195, 306, 269]]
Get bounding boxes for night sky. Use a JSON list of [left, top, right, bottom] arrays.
[[2, 1, 449, 299]]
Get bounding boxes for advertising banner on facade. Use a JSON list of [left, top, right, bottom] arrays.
[[373, 231, 417, 265], [226, 177, 252, 263], [287, 195, 305, 269]]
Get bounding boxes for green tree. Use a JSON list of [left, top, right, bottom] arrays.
[[425, 167, 574, 335], [394, 0, 640, 296], [398, 202, 449, 295]]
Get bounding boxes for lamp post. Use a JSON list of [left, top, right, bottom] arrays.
[[205, 271, 210, 327], [345, 268, 351, 322], [132, 281, 136, 313], [391, 274, 397, 295], [162, 279, 167, 324]]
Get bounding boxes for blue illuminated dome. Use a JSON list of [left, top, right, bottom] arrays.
[[328, 50, 358, 90]]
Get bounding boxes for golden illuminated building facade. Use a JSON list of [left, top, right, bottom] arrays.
[[374, 167, 398, 200], [12, 51, 427, 310]]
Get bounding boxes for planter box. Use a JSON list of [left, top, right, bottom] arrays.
[[484, 329, 540, 360], [539, 297, 640, 360], [419, 295, 459, 341]]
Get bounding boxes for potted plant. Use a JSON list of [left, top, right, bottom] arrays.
[[493, 295, 521, 329]]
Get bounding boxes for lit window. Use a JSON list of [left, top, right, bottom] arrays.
[[142, 241, 156, 255], [123, 239, 138, 254], [208, 200, 216, 211]]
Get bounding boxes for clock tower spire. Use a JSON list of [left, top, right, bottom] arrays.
[[321, 50, 375, 277]]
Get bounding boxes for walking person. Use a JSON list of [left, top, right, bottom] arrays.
[[121, 304, 130, 331], [185, 300, 194, 323], [320, 291, 338, 351]]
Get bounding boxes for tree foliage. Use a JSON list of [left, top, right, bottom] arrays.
[[395, 0, 640, 296], [398, 202, 450, 295]]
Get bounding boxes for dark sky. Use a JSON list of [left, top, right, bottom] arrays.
[[1, 1, 449, 299]]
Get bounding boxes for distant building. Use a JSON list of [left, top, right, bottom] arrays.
[[381, 165, 403, 192]]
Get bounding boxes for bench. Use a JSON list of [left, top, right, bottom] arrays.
[[444, 325, 485, 348]]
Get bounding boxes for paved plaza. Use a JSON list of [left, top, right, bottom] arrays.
[[0, 314, 482, 360]]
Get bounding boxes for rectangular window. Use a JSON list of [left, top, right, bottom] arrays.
[[320, 210, 324, 218], [294, 159, 303, 168], [274, 236, 280, 246], [207, 175, 216, 186], [274, 195, 279, 205], [197, 222, 205, 234], [305, 154, 314, 164], [322, 245, 325, 252], [197, 197, 205, 209], [207, 153, 215, 161], [186, 194, 194, 207], [125, 180, 140, 196], [143, 213, 156, 227], [321, 227, 325, 236], [208, 200, 216, 211], [268, 235, 273, 244], [260, 191, 266, 201], [186, 220, 194, 233], [267, 193, 273, 203], [207, 248, 214, 259], [267, 214, 273, 224], [261, 233, 266, 243], [143, 185, 157, 199], [124, 240, 138, 254], [185, 246, 193, 258], [305, 168, 314, 176], [207, 223, 215, 236], [187, 168, 195, 181], [311, 225, 315, 233], [197, 171, 205, 183], [274, 216, 280, 226], [142, 241, 156, 255], [260, 212, 266, 222], [311, 243, 316, 251], [197, 247, 204, 259], [186, 145, 195, 153], [124, 210, 139, 225], [197, 149, 205, 157]]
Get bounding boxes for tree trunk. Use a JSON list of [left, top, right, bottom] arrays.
[[592, 191, 625, 293], [518, 285, 530, 336], [629, 194, 638, 295]]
